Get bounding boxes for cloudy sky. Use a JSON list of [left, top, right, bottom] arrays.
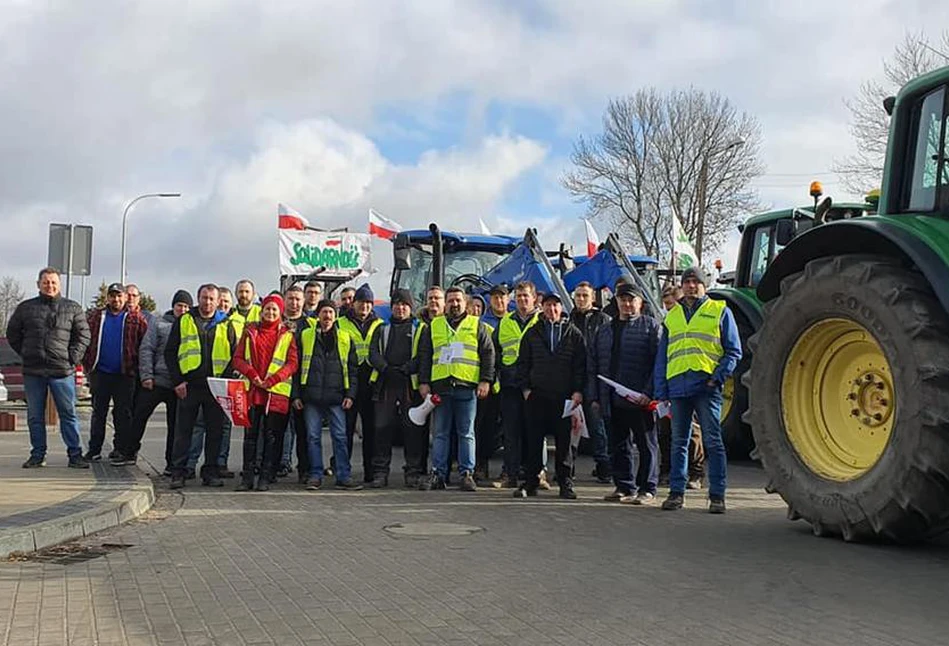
[[1, 0, 946, 308]]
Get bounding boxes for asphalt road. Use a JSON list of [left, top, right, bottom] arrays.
[[2, 411, 949, 646]]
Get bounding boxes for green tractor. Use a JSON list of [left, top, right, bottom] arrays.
[[709, 192, 874, 460], [747, 65, 949, 542]]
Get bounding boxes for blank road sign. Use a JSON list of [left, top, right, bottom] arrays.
[[48, 224, 93, 276]]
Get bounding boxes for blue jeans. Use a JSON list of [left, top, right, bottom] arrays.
[[432, 387, 476, 479], [280, 421, 295, 467], [586, 403, 610, 468], [304, 404, 349, 481], [187, 413, 232, 470], [24, 374, 83, 459], [671, 389, 726, 498]]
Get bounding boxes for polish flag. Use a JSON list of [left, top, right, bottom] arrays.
[[369, 208, 402, 240], [584, 219, 600, 257], [278, 203, 310, 230]]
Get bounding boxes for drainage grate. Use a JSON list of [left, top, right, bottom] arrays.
[[6, 542, 133, 565], [383, 522, 484, 538]]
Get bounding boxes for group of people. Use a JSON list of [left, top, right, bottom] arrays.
[[7, 261, 742, 512]]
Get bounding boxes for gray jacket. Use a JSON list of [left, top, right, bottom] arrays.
[[139, 311, 175, 389]]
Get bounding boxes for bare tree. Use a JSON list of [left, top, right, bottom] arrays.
[[563, 88, 763, 263], [836, 30, 949, 194], [0, 276, 25, 335]]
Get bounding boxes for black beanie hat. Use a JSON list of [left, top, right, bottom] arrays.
[[390, 288, 415, 309], [316, 299, 338, 314], [171, 289, 193, 308]]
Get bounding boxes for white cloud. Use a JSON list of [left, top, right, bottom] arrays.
[[2, 0, 949, 304]]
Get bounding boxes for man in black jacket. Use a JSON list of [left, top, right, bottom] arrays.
[[368, 289, 423, 488], [165, 284, 238, 489], [569, 281, 612, 483], [293, 300, 361, 490], [7, 267, 91, 469], [516, 292, 587, 499]]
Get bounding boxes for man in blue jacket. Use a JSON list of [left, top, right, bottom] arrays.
[[588, 283, 661, 504], [655, 267, 742, 514]]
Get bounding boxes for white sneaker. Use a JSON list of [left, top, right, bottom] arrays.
[[630, 492, 656, 506]]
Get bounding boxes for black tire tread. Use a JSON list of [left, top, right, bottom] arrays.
[[747, 253, 949, 543]]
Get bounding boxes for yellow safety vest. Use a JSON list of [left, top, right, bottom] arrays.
[[497, 311, 539, 366], [229, 304, 261, 339], [430, 315, 481, 384], [242, 329, 294, 398], [337, 316, 383, 366], [369, 319, 424, 390], [664, 299, 726, 379], [299, 327, 351, 391], [177, 313, 233, 378]]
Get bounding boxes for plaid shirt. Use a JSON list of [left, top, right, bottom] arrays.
[[82, 308, 149, 377]]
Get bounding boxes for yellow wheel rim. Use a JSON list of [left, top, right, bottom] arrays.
[[781, 318, 894, 482], [721, 376, 734, 422]]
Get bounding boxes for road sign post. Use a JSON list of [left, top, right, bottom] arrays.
[[48, 224, 93, 299]]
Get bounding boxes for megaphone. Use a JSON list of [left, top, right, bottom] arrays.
[[408, 393, 441, 425]]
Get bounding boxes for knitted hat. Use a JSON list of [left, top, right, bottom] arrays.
[[390, 288, 415, 309], [171, 289, 193, 308], [262, 293, 285, 315], [680, 266, 709, 286], [354, 283, 374, 303], [316, 299, 337, 314]]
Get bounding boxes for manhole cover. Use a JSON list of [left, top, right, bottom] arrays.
[[383, 522, 484, 537]]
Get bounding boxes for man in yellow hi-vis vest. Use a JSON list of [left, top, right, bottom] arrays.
[[493, 281, 541, 489], [337, 284, 383, 482], [654, 267, 742, 514], [368, 289, 423, 488], [165, 284, 238, 489], [417, 287, 496, 491]]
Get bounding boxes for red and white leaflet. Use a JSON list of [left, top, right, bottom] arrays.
[[207, 378, 250, 427]]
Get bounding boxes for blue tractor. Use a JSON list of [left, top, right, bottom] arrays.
[[389, 224, 572, 312]]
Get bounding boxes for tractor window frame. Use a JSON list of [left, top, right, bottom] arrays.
[[746, 224, 775, 289], [902, 85, 948, 214]]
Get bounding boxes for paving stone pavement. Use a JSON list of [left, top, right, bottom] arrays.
[[2, 413, 949, 646]]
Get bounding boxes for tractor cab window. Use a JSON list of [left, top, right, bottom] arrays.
[[905, 86, 947, 212], [748, 225, 772, 288]]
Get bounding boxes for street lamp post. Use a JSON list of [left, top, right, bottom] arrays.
[[120, 193, 181, 283], [695, 139, 744, 263]]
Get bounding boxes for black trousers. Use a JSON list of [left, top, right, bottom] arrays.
[[474, 391, 500, 472], [243, 406, 288, 484], [610, 406, 659, 495], [371, 374, 419, 479], [270, 407, 309, 475], [402, 400, 430, 478], [346, 373, 376, 481], [500, 388, 527, 480], [524, 392, 574, 490], [170, 386, 226, 478], [88, 371, 136, 456], [121, 384, 177, 463]]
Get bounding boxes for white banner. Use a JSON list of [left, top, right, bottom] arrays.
[[278, 230, 372, 278]]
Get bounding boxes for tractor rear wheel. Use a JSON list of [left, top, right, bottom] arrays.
[[747, 254, 949, 542]]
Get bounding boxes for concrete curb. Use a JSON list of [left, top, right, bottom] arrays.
[[0, 465, 155, 558]]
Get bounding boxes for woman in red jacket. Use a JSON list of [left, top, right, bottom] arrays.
[[230, 293, 298, 491]]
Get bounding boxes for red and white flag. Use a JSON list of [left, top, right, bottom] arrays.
[[369, 208, 402, 240], [278, 203, 310, 230], [584, 219, 600, 257]]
